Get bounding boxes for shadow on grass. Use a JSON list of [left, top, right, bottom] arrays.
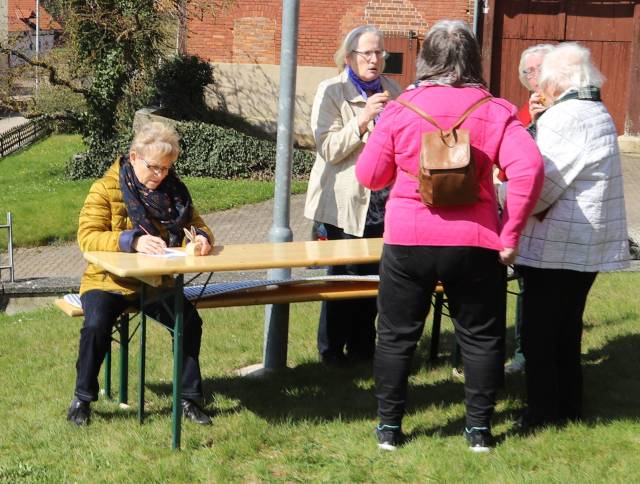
[[136, 324, 639, 438]]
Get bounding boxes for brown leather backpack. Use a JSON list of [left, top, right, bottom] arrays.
[[397, 96, 491, 207]]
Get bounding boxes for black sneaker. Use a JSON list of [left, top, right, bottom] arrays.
[[67, 397, 91, 426], [375, 424, 403, 451], [464, 427, 495, 453], [181, 399, 212, 425], [504, 359, 525, 375]]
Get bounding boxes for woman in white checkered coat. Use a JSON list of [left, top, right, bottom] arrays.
[[514, 42, 630, 430]]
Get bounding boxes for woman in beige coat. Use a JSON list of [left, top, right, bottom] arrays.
[[304, 25, 401, 365]]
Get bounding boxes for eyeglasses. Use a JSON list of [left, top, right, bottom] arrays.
[[522, 65, 541, 79], [141, 158, 171, 176], [351, 49, 388, 61]]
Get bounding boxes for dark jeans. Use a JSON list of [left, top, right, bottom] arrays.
[[317, 222, 383, 360], [374, 245, 506, 429], [512, 275, 525, 364], [519, 266, 597, 424], [74, 289, 204, 402]]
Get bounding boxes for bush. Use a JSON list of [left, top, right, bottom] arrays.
[[64, 132, 132, 180], [175, 121, 314, 180], [64, 120, 313, 180], [152, 55, 213, 121]]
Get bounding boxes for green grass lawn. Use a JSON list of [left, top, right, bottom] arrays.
[[0, 135, 307, 248], [1, 273, 639, 482]]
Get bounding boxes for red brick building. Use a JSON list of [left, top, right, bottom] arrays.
[[2, 0, 60, 68], [186, 1, 639, 147], [186, 0, 477, 145]]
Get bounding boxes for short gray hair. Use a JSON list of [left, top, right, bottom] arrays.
[[538, 42, 605, 95], [517, 43, 555, 90], [130, 122, 180, 161], [416, 20, 485, 86], [334, 25, 386, 71]]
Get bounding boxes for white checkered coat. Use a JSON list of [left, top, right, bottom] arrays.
[[515, 97, 630, 272]]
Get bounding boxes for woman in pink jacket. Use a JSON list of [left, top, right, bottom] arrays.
[[356, 20, 544, 452]]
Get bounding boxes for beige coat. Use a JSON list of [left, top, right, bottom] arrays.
[[304, 70, 401, 236]]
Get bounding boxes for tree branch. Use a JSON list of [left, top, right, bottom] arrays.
[[0, 46, 89, 96]]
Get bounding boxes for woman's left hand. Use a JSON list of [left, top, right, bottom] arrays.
[[195, 234, 212, 256], [499, 247, 518, 265]]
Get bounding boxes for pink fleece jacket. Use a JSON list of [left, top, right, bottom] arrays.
[[356, 85, 544, 250]]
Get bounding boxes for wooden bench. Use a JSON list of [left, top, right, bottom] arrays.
[[55, 278, 448, 406]]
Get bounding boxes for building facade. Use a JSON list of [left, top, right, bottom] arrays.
[[4, 0, 59, 67], [187, 0, 477, 146], [190, 1, 638, 146]]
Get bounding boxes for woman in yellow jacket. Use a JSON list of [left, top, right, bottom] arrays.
[[67, 122, 214, 427]]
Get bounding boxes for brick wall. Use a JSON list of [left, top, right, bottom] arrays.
[[188, 0, 475, 66]]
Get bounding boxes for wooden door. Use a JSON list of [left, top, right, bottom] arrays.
[[382, 32, 420, 90], [491, 0, 636, 133]]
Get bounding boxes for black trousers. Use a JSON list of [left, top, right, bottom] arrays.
[[74, 289, 204, 402], [519, 266, 597, 424], [317, 223, 383, 360], [375, 245, 506, 428]]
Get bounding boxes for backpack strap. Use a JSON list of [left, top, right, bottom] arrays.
[[396, 96, 492, 134]]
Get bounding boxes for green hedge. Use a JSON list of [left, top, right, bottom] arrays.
[[174, 121, 314, 180], [65, 120, 314, 180]]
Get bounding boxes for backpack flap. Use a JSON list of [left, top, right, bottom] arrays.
[[398, 96, 490, 207]]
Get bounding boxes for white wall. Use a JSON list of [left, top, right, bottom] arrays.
[[205, 63, 337, 148]]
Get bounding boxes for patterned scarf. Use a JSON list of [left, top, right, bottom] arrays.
[[119, 156, 193, 247]]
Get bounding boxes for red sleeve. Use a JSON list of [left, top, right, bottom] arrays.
[[516, 102, 531, 126]]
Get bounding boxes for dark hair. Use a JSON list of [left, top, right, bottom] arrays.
[[416, 20, 486, 86]]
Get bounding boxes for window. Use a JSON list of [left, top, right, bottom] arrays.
[[383, 52, 404, 74]]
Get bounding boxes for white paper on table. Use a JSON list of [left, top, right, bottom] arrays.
[[145, 248, 186, 258]]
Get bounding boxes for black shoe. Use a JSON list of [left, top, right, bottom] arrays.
[[181, 399, 211, 425], [464, 427, 495, 453], [513, 413, 552, 434], [320, 353, 348, 368], [67, 397, 91, 426], [375, 424, 403, 451]]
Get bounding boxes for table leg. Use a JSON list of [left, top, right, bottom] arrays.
[[138, 285, 147, 424], [172, 275, 184, 450]]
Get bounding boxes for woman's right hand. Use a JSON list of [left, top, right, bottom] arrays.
[[358, 91, 390, 134], [133, 234, 167, 255], [528, 91, 547, 121]]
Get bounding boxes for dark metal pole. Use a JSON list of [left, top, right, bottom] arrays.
[[263, 0, 300, 371]]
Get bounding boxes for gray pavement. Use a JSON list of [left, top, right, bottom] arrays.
[[0, 114, 28, 134], [3, 153, 640, 286]]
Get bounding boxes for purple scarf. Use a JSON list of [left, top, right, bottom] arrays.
[[347, 66, 382, 99]]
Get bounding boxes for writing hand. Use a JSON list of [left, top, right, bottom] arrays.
[[133, 234, 167, 255]]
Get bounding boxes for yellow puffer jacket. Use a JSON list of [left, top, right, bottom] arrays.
[[78, 158, 214, 296]]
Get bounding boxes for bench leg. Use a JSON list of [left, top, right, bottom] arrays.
[[118, 314, 129, 406], [430, 291, 444, 362], [104, 344, 112, 400]]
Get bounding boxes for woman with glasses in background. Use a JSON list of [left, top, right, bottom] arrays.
[[304, 25, 401, 366], [67, 122, 214, 427]]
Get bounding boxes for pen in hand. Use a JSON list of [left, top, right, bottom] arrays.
[[137, 225, 167, 255]]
